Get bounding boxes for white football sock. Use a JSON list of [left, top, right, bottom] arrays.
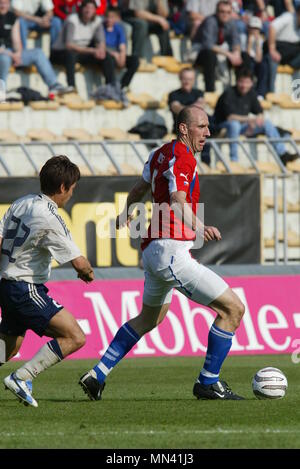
[[15, 342, 61, 381], [0, 338, 6, 365]]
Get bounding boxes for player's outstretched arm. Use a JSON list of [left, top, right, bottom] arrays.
[[71, 256, 94, 283], [116, 177, 151, 229]]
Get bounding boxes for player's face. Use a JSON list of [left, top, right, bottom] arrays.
[[106, 12, 119, 28], [187, 111, 210, 153], [59, 182, 77, 207], [217, 4, 232, 24], [180, 71, 195, 92], [0, 0, 10, 14], [81, 3, 97, 22], [237, 77, 253, 95]]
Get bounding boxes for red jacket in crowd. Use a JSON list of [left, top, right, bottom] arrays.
[[53, 0, 108, 20]]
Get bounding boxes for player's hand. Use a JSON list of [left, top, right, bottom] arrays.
[[116, 211, 134, 230], [228, 51, 242, 66], [12, 52, 22, 67], [270, 49, 281, 63], [41, 16, 51, 28], [158, 17, 170, 31], [255, 115, 265, 127], [78, 269, 94, 283], [94, 47, 106, 60], [204, 226, 222, 242]]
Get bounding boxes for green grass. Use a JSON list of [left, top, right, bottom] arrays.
[[0, 355, 299, 449]]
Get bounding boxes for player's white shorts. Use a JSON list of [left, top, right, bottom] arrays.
[[142, 239, 229, 306]]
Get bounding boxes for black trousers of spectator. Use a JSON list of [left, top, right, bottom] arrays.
[[269, 0, 288, 17], [50, 49, 116, 87], [276, 41, 300, 68], [124, 17, 173, 58], [109, 54, 139, 88], [242, 52, 264, 85], [194, 49, 217, 92], [257, 41, 300, 96]]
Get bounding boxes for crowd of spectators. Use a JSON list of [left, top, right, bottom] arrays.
[[2, 0, 300, 93], [1, 0, 300, 164]]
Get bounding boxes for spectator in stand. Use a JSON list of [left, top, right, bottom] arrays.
[[53, 0, 107, 21], [193, 0, 242, 91], [168, 67, 212, 164], [53, 1, 108, 40], [268, 5, 300, 67], [0, 0, 71, 94], [257, 5, 300, 96], [168, 67, 205, 132], [123, 0, 173, 59], [168, 0, 188, 36], [50, 0, 116, 90], [241, 1, 271, 36], [11, 0, 62, 47], [240, 15, 264, 80], [242, 0, 269, 19], [186, 0, 219, 39], [269, 0, 295, 17], [214, 67, 298, 164], [104, 6, 139, 89]]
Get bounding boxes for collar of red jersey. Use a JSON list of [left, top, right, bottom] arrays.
[[173, 139, 192, 155]]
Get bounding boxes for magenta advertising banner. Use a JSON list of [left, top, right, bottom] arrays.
[[3, 275, 300, 361]]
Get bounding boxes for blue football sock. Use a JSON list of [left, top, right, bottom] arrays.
[[26, 380, 32, 392], [93, 322, 140, 383], [199, 324, 234, 385]]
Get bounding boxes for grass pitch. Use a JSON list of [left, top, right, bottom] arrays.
[[0, 355, 299, 449]]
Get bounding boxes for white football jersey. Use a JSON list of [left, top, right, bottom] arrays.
[[0, 193, 81, 284]]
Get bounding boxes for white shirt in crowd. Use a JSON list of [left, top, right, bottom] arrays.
[[272, 12, 300, 43], [11, 0, 54, 15], [186, 0, 219, 17], [0, 193, 81, 284]]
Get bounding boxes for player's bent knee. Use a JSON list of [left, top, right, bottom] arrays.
[[72, 330, 86, 351], [231, 299, 245, 328]]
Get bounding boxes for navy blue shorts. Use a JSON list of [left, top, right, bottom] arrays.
[[0, 279, 64, 337]]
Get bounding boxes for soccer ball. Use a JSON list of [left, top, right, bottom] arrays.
[[252, 367, 288, 399]]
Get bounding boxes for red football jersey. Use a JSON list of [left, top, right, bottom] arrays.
[[141, 140, 200, 250]]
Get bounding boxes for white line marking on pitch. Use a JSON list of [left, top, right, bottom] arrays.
[[1, 429, 300, 437]]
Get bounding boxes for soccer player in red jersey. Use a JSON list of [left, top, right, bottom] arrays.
[[80, 105, 246, 400]]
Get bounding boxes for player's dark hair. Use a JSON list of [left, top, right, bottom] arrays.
[[78, 0, 97, 20], [236, 67, 254, 81], [217, 0, 232, 12], [106, 5, 121, 16], [179, 67, 195, 79], [40, 155, 80, 196]]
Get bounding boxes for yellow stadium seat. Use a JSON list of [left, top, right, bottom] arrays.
[[29, 101, 59, 110]]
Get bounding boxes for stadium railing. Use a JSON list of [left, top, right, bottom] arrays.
[[0, 137, 299, 265]]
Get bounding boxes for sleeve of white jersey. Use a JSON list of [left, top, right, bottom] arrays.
[[41, 228, 81, 265], [0, 206, 12, 238]]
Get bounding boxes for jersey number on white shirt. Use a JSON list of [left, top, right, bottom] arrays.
[[1, 215, 30, 264]]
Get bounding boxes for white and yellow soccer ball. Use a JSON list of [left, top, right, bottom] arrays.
[[252, 367, 288, 399]]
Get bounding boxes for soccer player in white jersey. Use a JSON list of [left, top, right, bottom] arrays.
[[79, 106, 245, 401], [0, 155, 94, 407]]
